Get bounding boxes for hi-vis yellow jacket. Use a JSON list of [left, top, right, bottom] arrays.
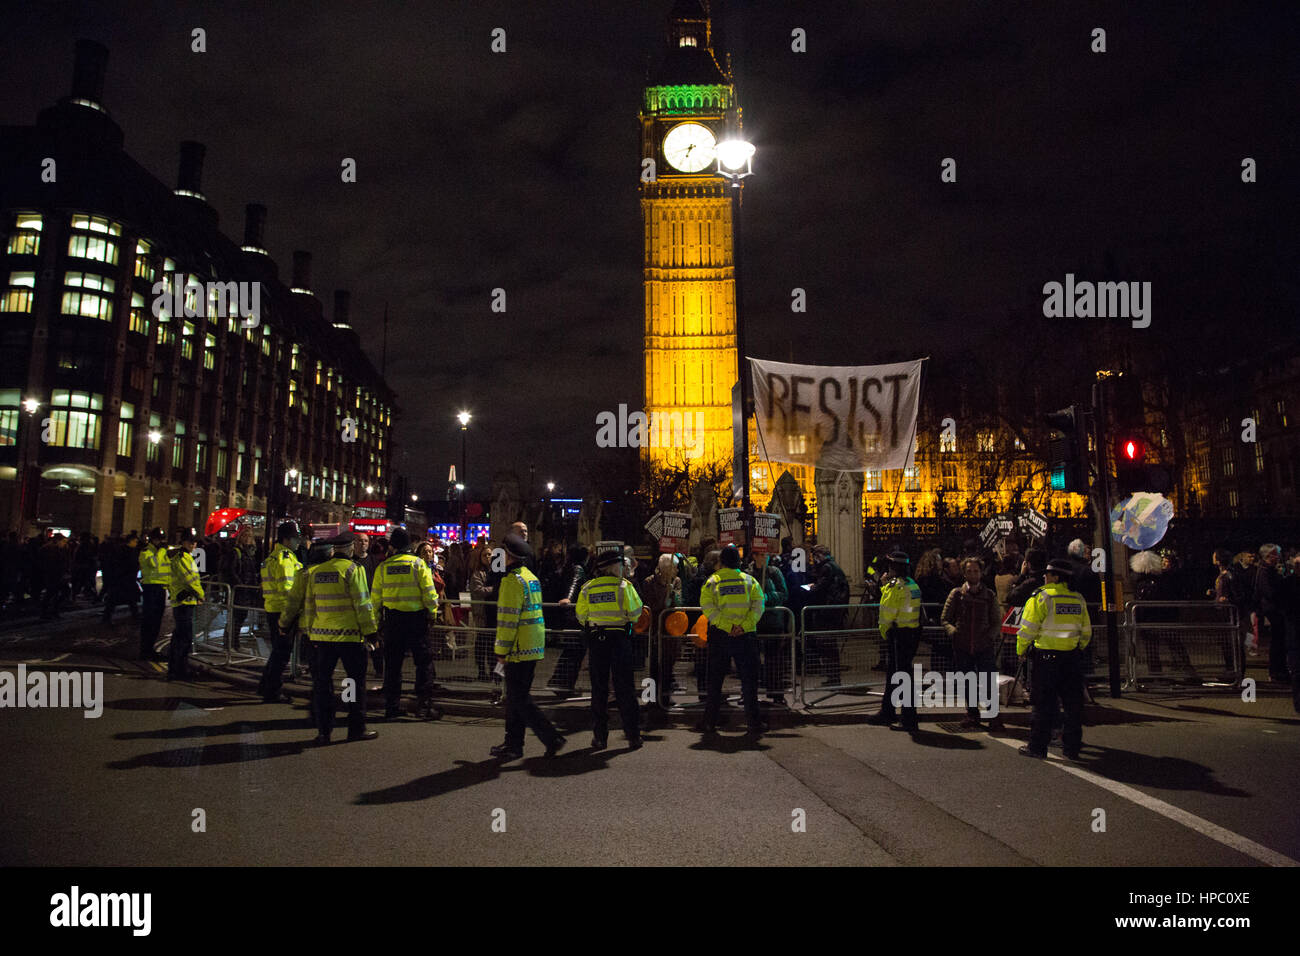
[[576, 575, 643, 630], [285, 557, 377, 643], [1017, 582, 1092, 655], [140, 543, 170, 588], [260, 543, 303, 614], [372, 552, 439, 613], [495, 566, 545, 662], [169, 548, 204, 606], [701, 567, 765, 633], [879, 576, 922, 632]]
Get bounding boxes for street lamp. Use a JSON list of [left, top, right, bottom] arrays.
[[145, 429, 164, 529], [457, 410, 471, 537], [546, 481, 555, 493], [716, 136, 755, 549], [22, 397, 40, 415], [365, 484, 374, 495], [410, 493, 418, 502]]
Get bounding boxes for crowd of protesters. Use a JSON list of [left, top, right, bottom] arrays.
[[5, 522, 1296, 716]]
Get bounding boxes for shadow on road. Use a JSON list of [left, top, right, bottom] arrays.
[[354, 747, 620, 804], [105, 738, 309, 769], [104, 695, 251, 711], [900, 728, 985, 750], [112, 715, 312, 740], [1066, 745, 1252, 797], [687, 732, 777, 753]]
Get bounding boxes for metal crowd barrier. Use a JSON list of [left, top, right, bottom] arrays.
[[187, 582, 233, 665], [648, 605, 797, 711], [799, 602, 964, 709], [1123, 601, 1242, 690]]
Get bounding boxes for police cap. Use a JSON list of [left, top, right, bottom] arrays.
[[324, 530, 356, 546], [1045, 559, 1075, 577]]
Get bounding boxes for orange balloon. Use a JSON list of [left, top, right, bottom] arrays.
[[690, 613, 710, 647], [633, 606, 651, 634], [664, 610, 689, 637]]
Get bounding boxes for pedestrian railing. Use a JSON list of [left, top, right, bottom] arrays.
[[188, 582, 233, 665], [650, 606, 797, 712], [1123, 601, 1241, 690]]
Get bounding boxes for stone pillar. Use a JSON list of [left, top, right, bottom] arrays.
[[768, 470, 807, 550], [576, 493, 603, 549], [90, 472, 116, 538], [814, 468, 865, 599], [489, 471, 521, 544], [688, 482, 718, 554], [124, 477, 145, 534]]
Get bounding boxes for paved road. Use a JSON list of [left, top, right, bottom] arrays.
[[2, 658, 1296, 867]]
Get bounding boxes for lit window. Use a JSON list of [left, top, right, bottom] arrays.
[[67, 232, 119, 265], [129, 293, 148, 335], [0, 389, 19, 446], [60, 271, 115, 322], [7, 213, 41, 255], [172, 422, 186, 468], [46, 390, 104, 449], [134, 240, 155, 280], [1221, 447, 1235, 477], [204, 334, 216, 370], [1, 271, 36, 313], [70, 214, 121, 236], [216, 448, 228, 479], [292, 344, 300, 372], [117, 402, 134, 457], [976, 430, 995, 453], [941, 462, 958, 491], [679, 35, 697, 47], [1255, 444, 1265, 473], [1277, 400, 1288, 428], [940, 429, 956, 453], [156, 321, 175, 346], [904, 465, 920, 491], [865, 469, 882, 492]]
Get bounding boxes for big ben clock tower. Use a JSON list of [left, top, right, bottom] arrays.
[[641, 0, 742, 471]]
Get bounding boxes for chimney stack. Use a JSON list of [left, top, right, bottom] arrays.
[[243, 203, 267, 249], [177, 141, 205, 195], [333, 290, 352, 329], [71, 39, 109, 106], [292, 251, 312, 290]]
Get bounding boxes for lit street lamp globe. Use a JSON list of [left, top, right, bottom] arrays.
[[716, 139, 755, 173]]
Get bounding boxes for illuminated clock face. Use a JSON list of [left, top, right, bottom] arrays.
[[663, 122, 716, 172]]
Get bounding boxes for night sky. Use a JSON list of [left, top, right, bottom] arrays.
[[2, 1, 1295, 502]]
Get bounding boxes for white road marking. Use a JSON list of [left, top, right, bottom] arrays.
[[989, 735, 1298, 866]]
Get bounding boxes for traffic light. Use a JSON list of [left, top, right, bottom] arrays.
[[1114, 433, 1171, 496], [1045, 404, 1088, 493]]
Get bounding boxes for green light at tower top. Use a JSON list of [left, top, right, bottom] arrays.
[[644, 84, 732, 113]]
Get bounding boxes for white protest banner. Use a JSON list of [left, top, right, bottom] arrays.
[[659, 512, 690, 553], [751, 357, 925, 472]]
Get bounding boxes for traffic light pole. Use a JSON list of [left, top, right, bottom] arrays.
[[1091, 379, 1122, 698]]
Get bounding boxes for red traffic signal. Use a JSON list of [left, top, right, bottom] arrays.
[[1119, 436, 1145, 463]]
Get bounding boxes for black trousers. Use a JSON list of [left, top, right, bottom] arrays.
[[383, 609, 435, 709], [879, 625, 921, 725], [311, 641, 369, 738], [140, 584, 166, 656], [168, 604, 195, 678], [552, 637, 587, 690], [702, 629, 762, 728], [1266, 612, 1288, 677], [587, 628, 640, 742], [1029, 648, 1083, 755], [258, 612, 291, 699], [503, 659, 559, 750]]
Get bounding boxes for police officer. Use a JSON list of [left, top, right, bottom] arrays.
[[866, 551, 923, 731], [490, 533, 565, 760], [1017, 558, 1092, 759], [167, 529, 205, 681], [138, 527, 170, 661], [258, 521, 303, 703], [697, 545, 767, 735], [283, 530, 380, 745], [372, 527, 442, 721], [576, 542, 643, 751]]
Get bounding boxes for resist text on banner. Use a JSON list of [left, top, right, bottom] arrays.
[[751, 357, 925, 472]]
